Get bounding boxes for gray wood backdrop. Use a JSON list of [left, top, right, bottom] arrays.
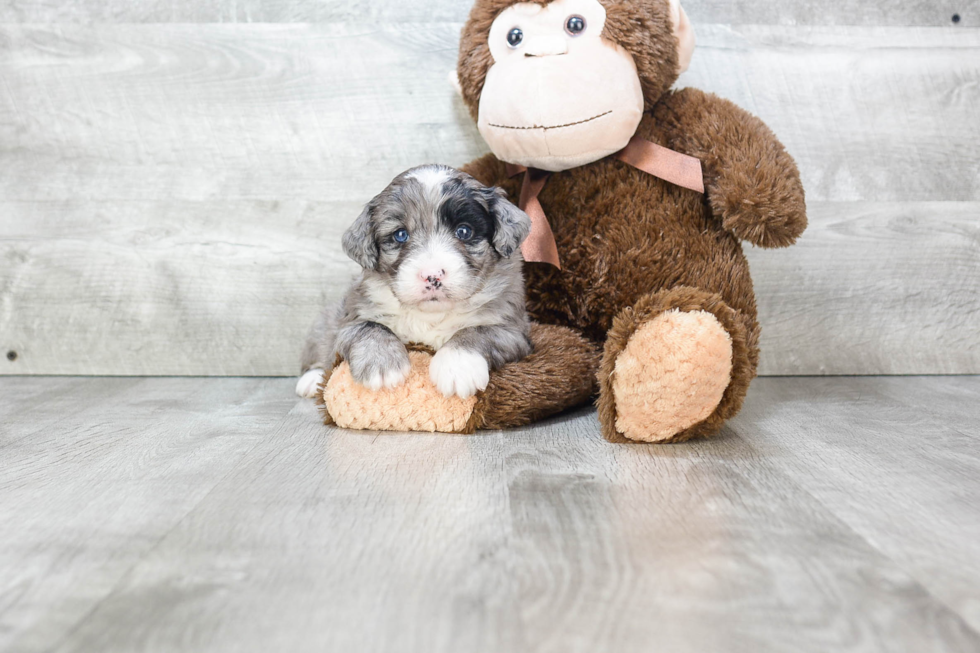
[[1, 1, 978, 376]]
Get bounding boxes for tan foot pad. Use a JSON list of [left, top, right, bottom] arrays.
[[612, 309, 733, 442], [323, 351, 477, 433]]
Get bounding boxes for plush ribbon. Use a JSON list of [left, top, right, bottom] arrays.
[[506, 135, 705, 269]]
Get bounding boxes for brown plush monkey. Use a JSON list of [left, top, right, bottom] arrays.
[[321, 0, 806, 442]]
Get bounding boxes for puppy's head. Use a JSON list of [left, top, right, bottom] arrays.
[[342, 165, 531, 312]]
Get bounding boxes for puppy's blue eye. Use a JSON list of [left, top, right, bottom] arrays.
[[393, 229, 409, 243], [455, 225, 474, 241], [507, 27, 523, 48], [565, 15, 586, 35]]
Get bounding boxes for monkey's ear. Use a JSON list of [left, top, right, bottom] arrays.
[[447, 69, 463, 97], [341, 203, 379, 270], [487, 188, 531, 258], [669, 0, 695, 74]]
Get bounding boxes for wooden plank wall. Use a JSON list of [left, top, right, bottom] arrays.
[[0, 1, 976, 25], [1, 2, 978, 376]]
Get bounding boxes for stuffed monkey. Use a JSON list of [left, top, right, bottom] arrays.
[[321, 0, 806, 442]]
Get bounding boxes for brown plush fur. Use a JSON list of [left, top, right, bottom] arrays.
[[472, 323, 601, 430], [456, 0, 806, 441], [320, 0, 806, 441]]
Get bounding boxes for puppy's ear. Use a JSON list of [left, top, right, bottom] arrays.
[[341, 203, 379, 270], [487, 188, 531, 258]]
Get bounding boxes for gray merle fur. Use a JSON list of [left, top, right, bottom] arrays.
[[301, 165, 533, 390]]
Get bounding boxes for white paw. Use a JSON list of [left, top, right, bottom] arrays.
[[360, 359, 411, 392], [295, 368, 325, 398], [429, 348, 489, 399]]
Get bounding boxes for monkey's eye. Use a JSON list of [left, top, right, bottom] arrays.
[[393, 228, 409, 243], [565, 15, 586, 35], [454, 224, 474, 241], [506, 27, 523, 48]]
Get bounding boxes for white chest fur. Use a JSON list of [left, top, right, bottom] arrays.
[[358, 278, 499, 349]]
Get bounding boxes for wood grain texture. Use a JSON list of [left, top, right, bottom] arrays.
[[0, 24, 488, 203], [1, 24, 978, 375], [2, 25, 978, 204], [732, 376, 980, 634], [750, 201, 980, 375], [0, 200, 363, 376], [3, 201, 977, 375], [679, 25, 980, 203], [1, 0, 977, 26], [502, 406, 980, 652], [2, 375, 980, 651], [0, 377, 288, 653], [65, 420, 522, 653], [0, 377, 105, 435], [685, 1, 979, 27]]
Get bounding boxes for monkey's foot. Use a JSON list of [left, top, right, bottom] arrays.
[[609, 309, 733, 443], [323, 351, 477, 432]]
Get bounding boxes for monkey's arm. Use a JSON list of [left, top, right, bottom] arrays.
[[655, 88, 807, 248]]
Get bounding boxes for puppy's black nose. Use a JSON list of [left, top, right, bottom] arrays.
[[420, 269, 446, 291]]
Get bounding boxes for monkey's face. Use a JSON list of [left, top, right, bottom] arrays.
[[477, 0, 644, 172]]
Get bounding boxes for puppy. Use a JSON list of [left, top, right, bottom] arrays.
[[296, 164, 533, 400]]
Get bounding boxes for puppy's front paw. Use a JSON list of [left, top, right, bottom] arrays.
[[349, 342, 411, 392], [429, 348, 490, 399], [360, 363, 411, 392], [295, 368, 325, 398]]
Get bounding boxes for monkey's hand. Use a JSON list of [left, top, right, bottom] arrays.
[[657, 88, 807, 249], [706, 149, 808, 249]]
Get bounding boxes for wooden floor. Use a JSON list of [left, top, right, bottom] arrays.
[[1, 376, 978, 652]]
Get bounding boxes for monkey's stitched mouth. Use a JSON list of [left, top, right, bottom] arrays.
[[488, 110, 613, 131]]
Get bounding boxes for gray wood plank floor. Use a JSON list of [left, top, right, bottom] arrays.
[[1, 376, 978, 652]]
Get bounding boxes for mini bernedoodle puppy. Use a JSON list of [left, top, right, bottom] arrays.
[[296, 164, 533, 400]]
